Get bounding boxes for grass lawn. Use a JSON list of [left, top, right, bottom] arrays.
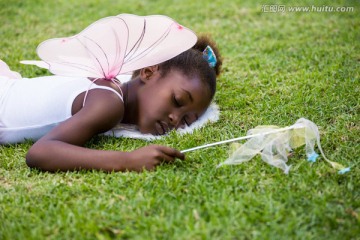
[[0, 0, 359, 239]]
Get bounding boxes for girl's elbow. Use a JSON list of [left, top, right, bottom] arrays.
[[26, 144, 43, 169]]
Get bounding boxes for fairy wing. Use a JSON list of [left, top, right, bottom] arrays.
[[0, 59, 22, 79], [24, 17, 128, 79], [116, 14, 197, 74], [21, 14, 197, 79]]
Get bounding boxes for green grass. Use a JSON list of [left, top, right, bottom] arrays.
[[1, 0, 359, 239]]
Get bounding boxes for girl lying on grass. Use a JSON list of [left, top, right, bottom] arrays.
[[0, 14, 222, 172]]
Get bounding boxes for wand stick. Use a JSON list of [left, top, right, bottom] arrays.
[[181, 125, 300, 153]]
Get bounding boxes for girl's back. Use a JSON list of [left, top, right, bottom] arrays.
[[0, 76, 122, 143]]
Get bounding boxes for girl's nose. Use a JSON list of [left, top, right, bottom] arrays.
[[168, 111, 182, 128]]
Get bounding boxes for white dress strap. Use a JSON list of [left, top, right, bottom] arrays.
[[91, 85, 124, 103], [82, 79, 124, 107]]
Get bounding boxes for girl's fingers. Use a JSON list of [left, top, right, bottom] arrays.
[[156, 145, 185, 161], [160, 153, 175, 163]]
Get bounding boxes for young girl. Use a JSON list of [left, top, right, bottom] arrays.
[[0, 24, 222, 172]]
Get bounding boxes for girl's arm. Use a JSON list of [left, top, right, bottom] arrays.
[[26, 89, 184, 172]]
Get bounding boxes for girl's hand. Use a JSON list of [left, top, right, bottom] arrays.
[[125, 145, 185, 172]]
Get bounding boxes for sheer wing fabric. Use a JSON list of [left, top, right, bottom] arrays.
[[21, 14, 197, 79]]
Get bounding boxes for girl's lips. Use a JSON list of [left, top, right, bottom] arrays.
[[155, 121, 165, 135], [155, 121, 170, 135]]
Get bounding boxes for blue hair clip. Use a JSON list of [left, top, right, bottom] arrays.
[[203, 45, 217, 68]]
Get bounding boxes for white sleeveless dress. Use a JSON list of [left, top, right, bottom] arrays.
[[0, 75, 123, 144]]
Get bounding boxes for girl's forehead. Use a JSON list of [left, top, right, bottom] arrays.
[[164, 70, 199, 86], [160, 69, 210, 99]]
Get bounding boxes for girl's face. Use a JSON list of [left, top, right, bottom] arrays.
[[136, 69, 211, 135]]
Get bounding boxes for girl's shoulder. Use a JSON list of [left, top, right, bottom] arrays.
[[70, 87, 125, 134]]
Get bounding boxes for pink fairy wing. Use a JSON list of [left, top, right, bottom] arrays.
[[20, 60, 49, 69], [116, 14, 197, 74], [0, 59, 22, 79], [36, 17, 128, 79], [30, 14, 197, 79]]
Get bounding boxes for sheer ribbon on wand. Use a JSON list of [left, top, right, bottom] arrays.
[[181, 118, 350, 174]]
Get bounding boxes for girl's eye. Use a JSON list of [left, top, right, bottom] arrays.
[[173, 95, 182, 107]]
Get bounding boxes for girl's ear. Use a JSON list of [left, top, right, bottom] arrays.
[[139, 65, 160, 83]]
